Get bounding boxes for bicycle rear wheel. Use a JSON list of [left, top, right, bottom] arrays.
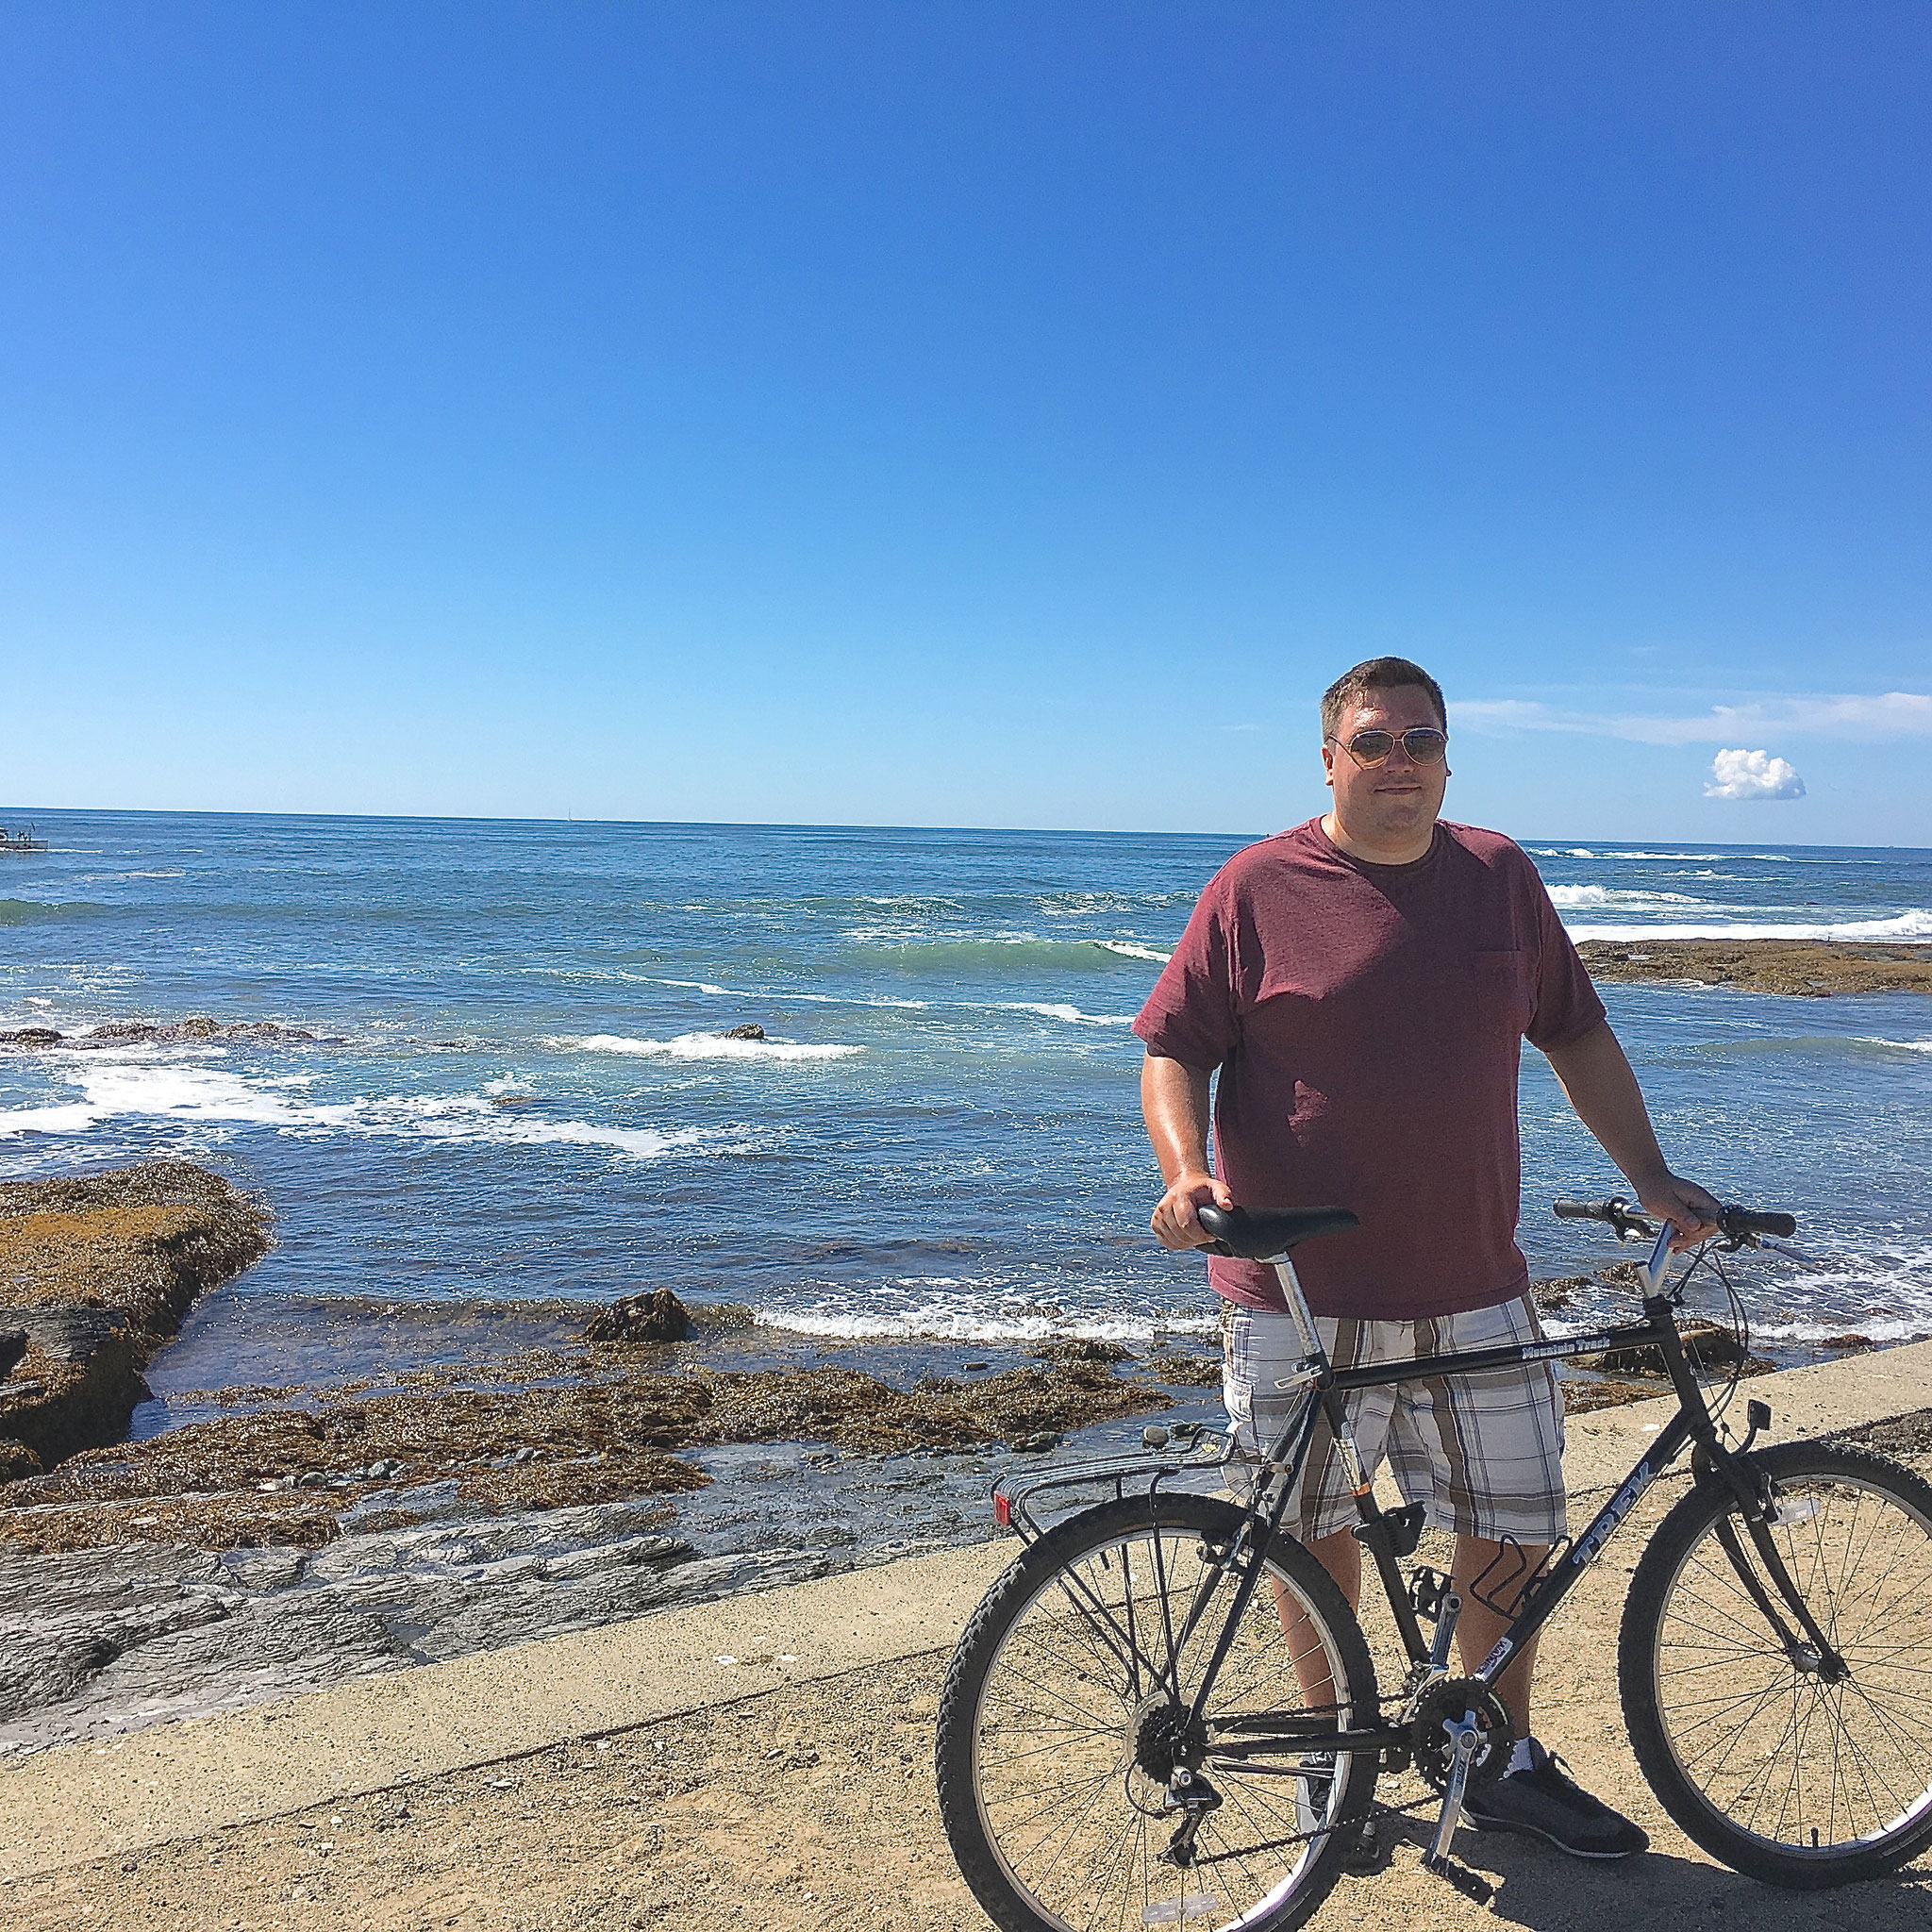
[[1620, 1440, 1932, 1887], [936, 1492, 1379, 1932]]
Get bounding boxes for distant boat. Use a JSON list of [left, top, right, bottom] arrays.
[[0, 826, 47, 854]]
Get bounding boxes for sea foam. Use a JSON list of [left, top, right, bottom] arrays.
[[556, 1032, 863, 1062], [1564, 909, 1932, 942], [1544, 886, 1702, 908], [0, 1058, 709, 1161], [993, 1002, 1138, 1027]]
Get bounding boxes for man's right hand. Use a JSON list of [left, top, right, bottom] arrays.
[[1150, 1171, 1236, 1251]]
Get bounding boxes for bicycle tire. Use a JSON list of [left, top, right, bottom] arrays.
[[1619, 1440, 1932, 1887], [936, 1491, 1380, 1932]]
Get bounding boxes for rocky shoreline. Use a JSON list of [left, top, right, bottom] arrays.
[[0, 1158, 1913, 1761], [0, 1164, 273, 1479], [1575, 937, 1932, 995]]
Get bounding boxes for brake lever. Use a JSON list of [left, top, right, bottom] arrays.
[[1757, 1238, 1825, 1268], [1603, 1196, 1658, 1243]]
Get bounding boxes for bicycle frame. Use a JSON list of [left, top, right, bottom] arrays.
[[1164, 1222, 1844, 1765]]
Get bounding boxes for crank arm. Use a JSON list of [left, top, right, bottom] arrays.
[[1422, 1713, 1480, 1873]]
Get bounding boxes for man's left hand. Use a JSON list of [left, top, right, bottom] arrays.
[[1635, 1171, 1722, 1252]]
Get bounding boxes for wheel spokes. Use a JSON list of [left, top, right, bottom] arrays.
[[1654, 1476, 1932, 1853]]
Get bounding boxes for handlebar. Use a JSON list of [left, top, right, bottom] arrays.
[[1552, 1195, 1796, 1244]]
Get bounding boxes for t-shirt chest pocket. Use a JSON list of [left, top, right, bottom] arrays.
[[1472, 948, 1533, 1037]]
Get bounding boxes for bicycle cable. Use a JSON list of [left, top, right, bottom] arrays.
[[1669, 1237, 1754, 1434]]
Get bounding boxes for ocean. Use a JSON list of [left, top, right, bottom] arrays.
[[4, 812, 1930, 1391]]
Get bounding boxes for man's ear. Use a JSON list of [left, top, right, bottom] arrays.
[[1320, 743, 1336, 790]]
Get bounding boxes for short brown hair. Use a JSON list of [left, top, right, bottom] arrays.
[[1320, 657, 1447, 738]]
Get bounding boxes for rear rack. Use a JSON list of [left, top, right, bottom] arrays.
[[991, 1428, 1235, 1544]]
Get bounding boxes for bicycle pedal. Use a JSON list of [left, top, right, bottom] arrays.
[[1421, 1850, 1494, 1906]]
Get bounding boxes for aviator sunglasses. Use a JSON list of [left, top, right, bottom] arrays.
[[1327, 726, 1448, 768]]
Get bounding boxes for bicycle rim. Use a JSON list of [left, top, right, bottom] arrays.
[[1636, 1446, 1932, 1874], [962, 1501, 1373, 1932]]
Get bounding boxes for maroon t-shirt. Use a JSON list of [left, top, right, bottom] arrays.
[[1133, 819, 1606, 1320]]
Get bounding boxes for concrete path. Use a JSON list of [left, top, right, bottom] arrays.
[[2, 1339, 1927, 1883]]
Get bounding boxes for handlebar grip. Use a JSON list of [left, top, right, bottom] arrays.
[[1552, 1199, 1607, 1221], [1723, 1207, 1797, 1240]]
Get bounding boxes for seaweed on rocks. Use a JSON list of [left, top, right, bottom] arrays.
[[584, 1287, 691, 1345], [1531, 1259, 1649, 1313], [0, 1017, 332, 1050], [0, 1163, 273, 1478], [0, 1339, 1176, 1553], [1575, 939, 1932, 997], [1153, 1356, 1224, 1387]]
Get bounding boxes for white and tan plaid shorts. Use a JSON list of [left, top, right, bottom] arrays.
[[1221, 1296, 1568, 1547]]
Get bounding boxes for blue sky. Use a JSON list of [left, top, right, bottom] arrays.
[[4, 4, 1928, 843]]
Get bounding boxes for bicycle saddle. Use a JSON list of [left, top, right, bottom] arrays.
[[1193, 1204, 1360, 1259]]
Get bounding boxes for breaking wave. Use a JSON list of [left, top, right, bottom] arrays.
[[754, 1288, 1217, 1346], [1544, 886, 1702, 908], [0, 1059, 711, 1160], [1565, 909, 1932, 942], [554, 1032, 863, 1062]]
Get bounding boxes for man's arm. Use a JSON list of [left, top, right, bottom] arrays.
[[1141, 1052, 1235, 1250], [1541, 1020, 1719, 1248]]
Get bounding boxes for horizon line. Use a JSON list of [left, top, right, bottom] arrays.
[[1, 803, 1924, 856]]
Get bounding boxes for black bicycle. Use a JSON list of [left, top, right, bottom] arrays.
[[935, 1197, 1932, 1932]]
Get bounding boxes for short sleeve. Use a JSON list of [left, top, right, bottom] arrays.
[[1523, 863, 1607, 1053], [1133, 878, 1241, 1071]]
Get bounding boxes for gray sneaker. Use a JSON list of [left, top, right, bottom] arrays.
[[1461, 1739, 1648, 1859], [1293, 1751, 1335, 1840], [1295, 1753, 1379, 1871]]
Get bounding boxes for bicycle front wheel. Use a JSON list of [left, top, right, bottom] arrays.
[[1620, 1440, 1932, 1887], [936, 1492, 1379, 1932]]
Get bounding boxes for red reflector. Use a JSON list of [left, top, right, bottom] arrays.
[[992, 1493, 1012, 1528]]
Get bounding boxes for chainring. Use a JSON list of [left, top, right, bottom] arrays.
[[1409, 1677, 1514, 1792]]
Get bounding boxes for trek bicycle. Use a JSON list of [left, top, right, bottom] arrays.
[[935, 1196, 1932, 1932]]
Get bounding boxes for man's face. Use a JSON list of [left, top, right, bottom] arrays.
[[1321, 685, 1450, 849]]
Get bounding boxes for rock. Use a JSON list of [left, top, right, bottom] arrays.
[[1151, 1355, 1223, 1388], [0, 1307, 128, 1362], [585, 1288, 691, 1345], [1820, 1332, 1878, 1353], [0, 1332, 25, 1381], [219, 1546, 309, 1591], [721, 1024, 765, 1041], [1591, 1319, 1746, 1374], [1532, 1260, 1649, 1313], [1028, 1339, 1131, 1366], [0, 1168, 272, 1482], [0, 1441, 41, 1482], [18, 1020, 323, 1052], [1577, 939, 1932, 998], [0, 1332, 152, 1473]]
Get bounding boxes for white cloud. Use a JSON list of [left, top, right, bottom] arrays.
[[1704, 748, 1806, 802], [1455, 690, 1932, 745]]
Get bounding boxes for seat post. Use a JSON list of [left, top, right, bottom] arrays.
[[1269, 1255, 1327, 1367]]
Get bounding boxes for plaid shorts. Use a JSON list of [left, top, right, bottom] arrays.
[[1221, 1296, 1568, 1546]]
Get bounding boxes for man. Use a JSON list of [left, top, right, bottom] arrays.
[[1133, 656, 1719, 1861]]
